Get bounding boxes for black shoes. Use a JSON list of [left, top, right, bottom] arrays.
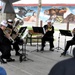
[[40, 47, 44, 52], [40, 48, 54, 52], [15, 52, 21, 56], [0, 57, 15, 63], [0, 58, 7, 64], [60, 52, 66, 56], [50, 48, 54, 51], [7, 58, 15, 62]]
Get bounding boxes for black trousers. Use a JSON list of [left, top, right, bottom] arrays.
[[13, 42, 19, 53], [13, 37, 23, 53], [64, 39, 75, 53], [0, 45, 11, 59], [41, 36, 54, 49]]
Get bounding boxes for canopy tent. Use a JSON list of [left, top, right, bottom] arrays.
[[0, 0, 20, 3], [0, 0, 20, 22], [13, 0, 75, 5], [0, 0, 20, 13]]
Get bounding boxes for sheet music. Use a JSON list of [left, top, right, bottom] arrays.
[[43, 27, 46, 34], [21, 29, 29, 39]]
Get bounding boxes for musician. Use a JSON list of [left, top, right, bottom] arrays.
[[7, 19, 21, 56], [40, 20, 54, 51], [0, 20, 15, 63], [61, 28, 75, 56]]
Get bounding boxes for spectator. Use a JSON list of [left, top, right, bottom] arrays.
[[0, 67, 7, 75], [48, 47, 75, 75]]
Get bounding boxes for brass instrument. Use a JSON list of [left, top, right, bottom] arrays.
[[72, 28, 75, 34], [3, 20, 20, 42], [12, 19, 24, 38], [43, 25, 52, 34], [48, 27, 52, 31], [4, 27, 15, 43], [4, 19, 25, 42]]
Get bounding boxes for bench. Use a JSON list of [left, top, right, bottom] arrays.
[[27, 30, 43, 46]]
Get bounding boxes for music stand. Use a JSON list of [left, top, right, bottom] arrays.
[[38, 27, 44, 34], [32, 27, 44, 34], [54, 30, 64, 51], [18, 26, 27, 36], [32, 27, 44, 52], [59, 29, 72, 36], [59, 29, 72, 49], [19, 27, 33, 62], [19, 41, 33, 62]]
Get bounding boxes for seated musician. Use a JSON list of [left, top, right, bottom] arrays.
[[7, 19, 22, 56], [61, 28, 75, 56], [40, 20, 54, 51], [0, 20, 15, 63]]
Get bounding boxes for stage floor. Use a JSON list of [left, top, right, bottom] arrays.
[[0, 31, 73, 75]]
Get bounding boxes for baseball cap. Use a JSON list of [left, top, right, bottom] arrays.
[[0, 67, 7, 75], [47, 20, 52, 23], [1, 20, 7, 27], [7, 19, 13, 23]]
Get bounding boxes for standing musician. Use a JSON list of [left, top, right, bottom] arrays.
[[0, 20, 15, 63], [40, 20, 54, 51], [61, 28, 75, 56], [7, 19, 23, 56]]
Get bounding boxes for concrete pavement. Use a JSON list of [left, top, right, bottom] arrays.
[[0, 31, 73, 75]]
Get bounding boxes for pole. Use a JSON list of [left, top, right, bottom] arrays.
[[67, 22, 69, 30], [36, 0, 42, 26], [40, 20, 42, 27]]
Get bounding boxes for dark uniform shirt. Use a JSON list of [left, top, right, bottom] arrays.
[[72, 34, 75, 41], [0, 28, 11, 58], [44, 25, 54, 37], [0, 28, 11, 45]]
